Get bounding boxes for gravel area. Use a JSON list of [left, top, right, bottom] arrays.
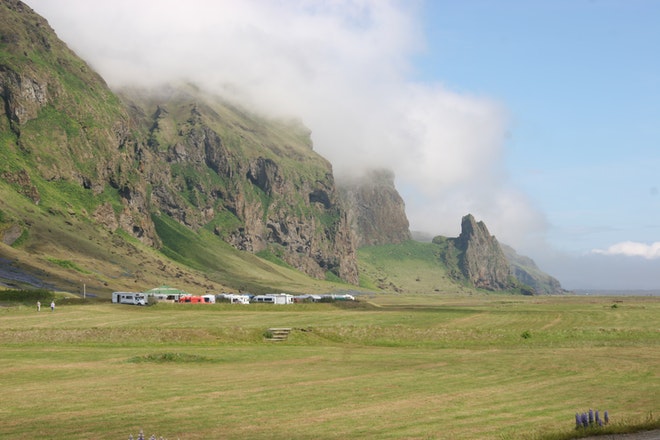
[[580, 430, 660, 440]]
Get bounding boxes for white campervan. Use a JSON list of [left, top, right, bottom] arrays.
[[252, 294, 294, 304], [112, 292, 147, 306]]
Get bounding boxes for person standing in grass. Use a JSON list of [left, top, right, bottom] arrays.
[[37, 301, 41, 312], [50, 300, 55, 312]]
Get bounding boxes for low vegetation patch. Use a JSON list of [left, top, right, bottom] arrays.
[[126, 352, 217, 364], [0, 288, 55, 303], [45, 257, 90, 274]]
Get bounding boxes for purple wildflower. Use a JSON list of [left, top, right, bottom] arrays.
[[581, 413, 589, 428]]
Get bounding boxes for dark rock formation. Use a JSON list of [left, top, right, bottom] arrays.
[[338, 169, 411, 247], [454, 214, 514, 290], [433, 214, 514, 291], [121, 92, 359, 284], [432, 215, 563, 293]]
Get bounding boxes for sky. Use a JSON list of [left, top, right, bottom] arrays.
[[27, 0, 660, 290]]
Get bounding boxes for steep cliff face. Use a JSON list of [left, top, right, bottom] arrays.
[[338, 169, 411, 247], [433, 214, 514, 291], [0, 1, 358, 286], [454, 214, 513, 290], [0, 0, 157, 245], [120, 88, 359, 284], [501, 244, 564, 294]]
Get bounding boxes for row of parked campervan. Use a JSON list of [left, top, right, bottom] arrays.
[[112, 291, 356, 306], [111, 292, 216, 305]]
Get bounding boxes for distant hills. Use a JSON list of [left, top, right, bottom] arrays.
[[0, 1, 563, 296]]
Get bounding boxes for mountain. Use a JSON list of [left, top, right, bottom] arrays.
[[431, 214, 565, 294], [433, 214, 515, 291], [0, 2, 563, 296], [116, 85, 358, 284], [356, 214, 564, 295], [0, 1, 357, 293]]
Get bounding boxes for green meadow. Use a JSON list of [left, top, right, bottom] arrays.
[[0, 295, 658, 440]]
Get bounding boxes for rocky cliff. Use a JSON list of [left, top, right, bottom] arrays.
[[338, 169, 411, 247], [454, 214, 514, 290], [119, 87, 359, 283], [431, 214, 564, 293], [434, 214, 514, 291], [0, 1, 358, 288]]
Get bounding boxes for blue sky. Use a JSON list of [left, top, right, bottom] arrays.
[[411, 1, 660, 288], [415, 0, 660, 251], [29, 0, 660, 289]]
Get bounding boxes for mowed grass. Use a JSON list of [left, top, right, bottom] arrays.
[[0, 295, 658, 440]]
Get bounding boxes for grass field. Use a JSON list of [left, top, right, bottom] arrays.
[[0, 294, 658, 439]]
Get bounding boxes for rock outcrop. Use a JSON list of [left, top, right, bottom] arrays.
[[454, 214, 513, 290], [434, 214, 514, 291], [120, 89, 359, 284], [432, 215, 564, 293], [338, 169, 411, 247]]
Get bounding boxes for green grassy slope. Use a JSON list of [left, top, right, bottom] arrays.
[[0, 195, 352, 296], [358, 240, 478, 294]]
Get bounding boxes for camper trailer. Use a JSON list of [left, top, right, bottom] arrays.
[[201, 294, 216, 304], [252, 294, 294, 305], [216, 293, 250, 304], [148, 293, 182, 303], [112, 292, 147, 306]]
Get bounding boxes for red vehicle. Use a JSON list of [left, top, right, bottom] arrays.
[[178, 295, 215, 304]]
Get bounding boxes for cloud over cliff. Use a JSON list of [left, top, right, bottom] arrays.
[[29, 0, 546, 250]]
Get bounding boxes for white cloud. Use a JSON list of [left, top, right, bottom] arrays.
[[28, 0, 547, 251], [592, 241, 660, 259]]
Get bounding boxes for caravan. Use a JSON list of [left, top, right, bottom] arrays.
[[112, 292, 147, 306], [252, 293, 294, 305], [219, 294, 250, 304]]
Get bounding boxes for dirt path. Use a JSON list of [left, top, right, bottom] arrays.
[[580, 429, 660, 440]]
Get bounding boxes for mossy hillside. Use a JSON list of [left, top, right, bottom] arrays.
[[0, 186, 349, 296], [0, 6, 129, 178], [122, 85, 348, 281], [359, 240, 540, 295], [1, 3, 136, 220], [150, 212, 345, 294], [358, 240, 478, 294]]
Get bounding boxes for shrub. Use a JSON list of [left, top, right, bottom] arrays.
[[0, 289, 55, 303]]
